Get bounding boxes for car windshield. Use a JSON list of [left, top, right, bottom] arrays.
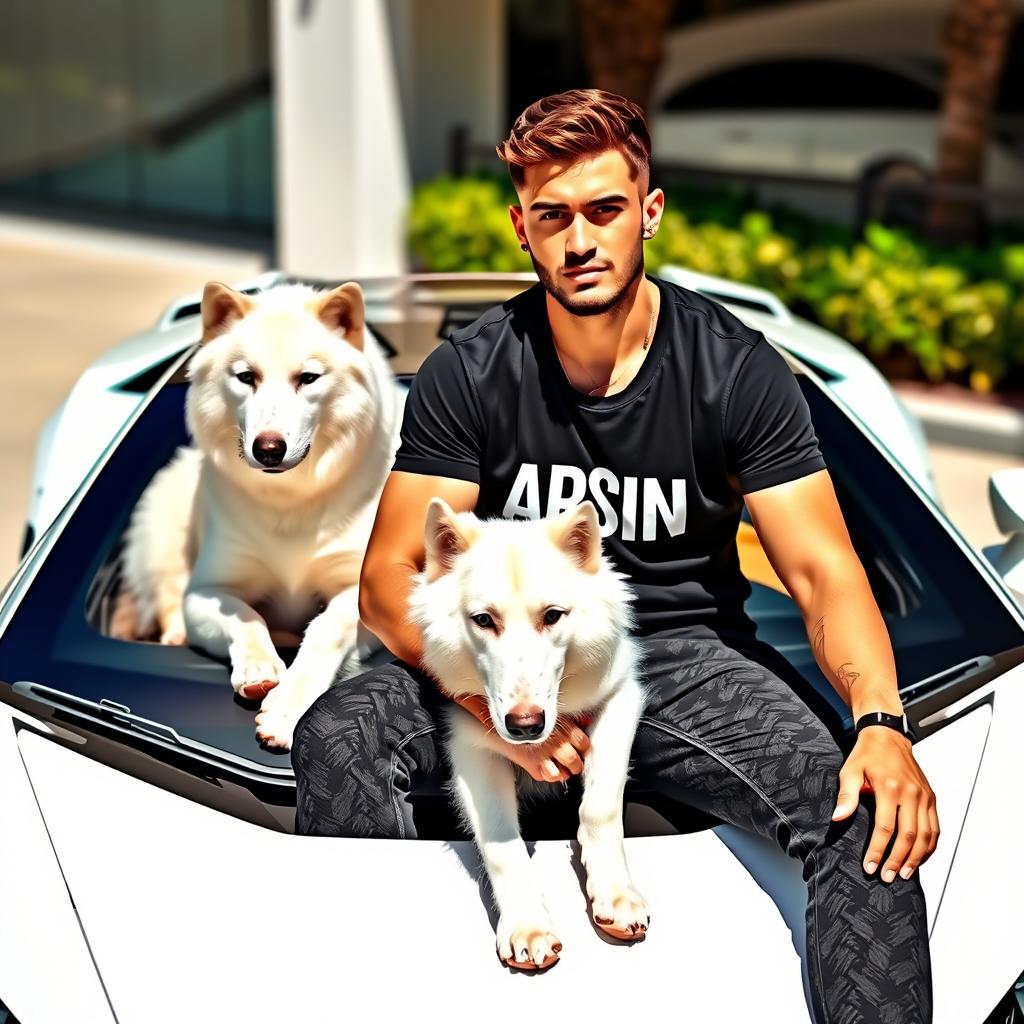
[[0, 279, 1022, 782]]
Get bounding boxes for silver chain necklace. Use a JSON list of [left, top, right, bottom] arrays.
[[557, 301, 658, 397]]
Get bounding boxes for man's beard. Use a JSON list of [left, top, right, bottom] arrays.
[[530, 243, 646, 318]]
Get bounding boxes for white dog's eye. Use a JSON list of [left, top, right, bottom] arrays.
[[235, 370, 256, 387], [543, 608, 567, 625], [298, 372, 321, 387], [471, 612, 495, 629]]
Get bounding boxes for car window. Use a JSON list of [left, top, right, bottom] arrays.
[[741, 370, 1024, 726], [662, 59, 939, 112]]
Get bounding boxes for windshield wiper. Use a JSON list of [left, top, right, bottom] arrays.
[[10, 681, 295, 787]]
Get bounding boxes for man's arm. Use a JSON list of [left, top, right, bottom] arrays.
[[358, 469, 483, 716], [743, 468, 940, 882], [741, 468, 903, 719]]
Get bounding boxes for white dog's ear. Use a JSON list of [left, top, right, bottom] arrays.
[[201, 282, 255, 343], [424, 497, 477, 581], [549, 500, 602, 575], [313, 282, 365, 351]]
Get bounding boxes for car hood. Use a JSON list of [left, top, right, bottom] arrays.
[[16, 726, 818, 1022], [13, 683, 997, 1024]]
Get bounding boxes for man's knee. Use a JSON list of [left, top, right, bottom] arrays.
[[793, 727, 866, 858], [291, 660, 426, 772]]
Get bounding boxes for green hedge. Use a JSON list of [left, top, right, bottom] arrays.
[[408, 173, 1024, 393]]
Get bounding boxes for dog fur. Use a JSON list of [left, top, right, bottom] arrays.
[[113, 280, 404, 749], [407, 497, 650, 970]]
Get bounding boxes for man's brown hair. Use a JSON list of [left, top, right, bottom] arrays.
[[495, 88, 652, 195]]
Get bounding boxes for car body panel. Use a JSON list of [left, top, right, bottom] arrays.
[[0, 706, 113, 1024], [13, 658, 1006, 1024], [9, 729, 822, 1022], [26, 317, 199, 544], [651, 112, 1024, 191], [649, 0, 1024, 198], [927, 664, 1024, 1023]]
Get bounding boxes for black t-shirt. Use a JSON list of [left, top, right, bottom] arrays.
[[392, 272, 827, 642]]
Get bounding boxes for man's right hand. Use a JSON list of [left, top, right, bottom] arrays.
[[455, 693, 591, 783]]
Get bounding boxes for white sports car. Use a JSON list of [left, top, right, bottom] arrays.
[[1, 272, 1021, 1024]]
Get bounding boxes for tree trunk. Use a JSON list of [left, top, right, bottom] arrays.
[[924, 0, 1012, 245], [574, 0, 674, 111]]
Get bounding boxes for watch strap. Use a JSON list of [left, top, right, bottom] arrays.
[[855, 710, 914, 741]]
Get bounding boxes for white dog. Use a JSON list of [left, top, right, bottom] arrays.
[[408, 497, 650, 970], [112, 280, 404, 749]]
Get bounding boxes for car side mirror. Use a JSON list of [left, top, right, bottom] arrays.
[[988, 469, 1024, 602]]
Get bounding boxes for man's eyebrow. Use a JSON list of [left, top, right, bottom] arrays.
[[529, 194, 629, 211]]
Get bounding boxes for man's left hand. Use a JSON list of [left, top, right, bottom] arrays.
[[830, 727, 940, 883]]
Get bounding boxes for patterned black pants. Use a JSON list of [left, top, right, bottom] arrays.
[[292, 632, 933, 1024]]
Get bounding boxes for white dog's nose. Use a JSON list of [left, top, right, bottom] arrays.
[[253, 432, 287, 467], [505, 706, 545, 740]]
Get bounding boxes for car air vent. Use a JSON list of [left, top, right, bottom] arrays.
[[438, 304, 497, 340], [171, 303, 201, 322], [789, 355, 840, 383], [697, 289, 779, 316], [116, 351, 187, 393]]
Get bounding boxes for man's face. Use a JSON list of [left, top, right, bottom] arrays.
[[510, 147, 662, 317]]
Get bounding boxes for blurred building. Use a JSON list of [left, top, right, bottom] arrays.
[[0, 0, 509, 279], [2, 0, 1022, 279]]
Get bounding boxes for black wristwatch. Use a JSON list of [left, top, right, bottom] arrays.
[[855, 710, 915, 742]]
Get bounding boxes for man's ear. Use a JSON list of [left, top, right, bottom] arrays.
[[311, 282, 365, 351], [423, 497, 478, 582], [201, 282, 255, 343], [508, 204, 528, 249], [641, 186, 666, 237], [548, 500, 602, 575]]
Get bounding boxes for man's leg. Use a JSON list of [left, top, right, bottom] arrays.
[[629, 633, 933, 1024], [290, 658, 452, 838]]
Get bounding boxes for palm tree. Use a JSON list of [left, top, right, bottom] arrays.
[[925, 0, 1013, 244], [574, 0, 674, 110]]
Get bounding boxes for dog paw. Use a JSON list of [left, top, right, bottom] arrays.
[[496, 908, 562, 971], [158, 609, 187, 646], [230, 650, 286, 701], [589, 881, 650, 942], [253, 685, 313, 750]]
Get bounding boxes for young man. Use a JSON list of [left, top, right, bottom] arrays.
[[292, 89, 937, 1022]]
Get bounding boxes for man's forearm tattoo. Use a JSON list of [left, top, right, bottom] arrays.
[[812, 615, 861, 692]]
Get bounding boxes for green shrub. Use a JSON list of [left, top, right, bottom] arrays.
[[408, 175, 1024, 392]]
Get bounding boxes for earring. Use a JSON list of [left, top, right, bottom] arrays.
[[520, 243, 529, 251]]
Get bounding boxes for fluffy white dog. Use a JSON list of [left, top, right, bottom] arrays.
[[113, 280, 404, 749], [408, 497, 650, 970]]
